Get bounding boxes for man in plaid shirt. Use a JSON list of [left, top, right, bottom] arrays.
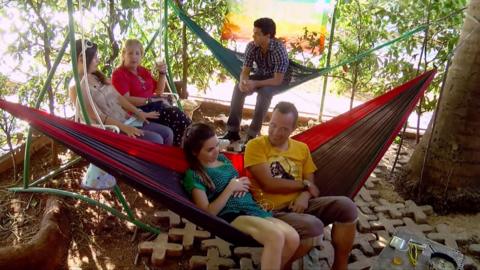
[[222, 17, 291, 145]]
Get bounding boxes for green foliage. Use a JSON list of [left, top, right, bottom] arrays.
[[327, 0, 380, 100], [0, 74, 21, 153], [328, 0, 465, 111], [0, 0, 469, 154]]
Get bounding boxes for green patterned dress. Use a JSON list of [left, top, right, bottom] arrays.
[[183, 154, 271, 221]]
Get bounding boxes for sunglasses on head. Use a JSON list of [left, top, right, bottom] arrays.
[[83, 40, 94, 49]]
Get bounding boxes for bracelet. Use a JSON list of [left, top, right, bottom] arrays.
[[145, 97, 151, 105]]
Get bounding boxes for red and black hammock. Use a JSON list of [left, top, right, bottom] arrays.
[[0, 70, 435, 246]]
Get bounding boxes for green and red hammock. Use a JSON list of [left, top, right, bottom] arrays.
[[0, 70, 435, 246]]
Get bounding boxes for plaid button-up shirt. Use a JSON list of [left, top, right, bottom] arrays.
[[244, 39, 291, 83]]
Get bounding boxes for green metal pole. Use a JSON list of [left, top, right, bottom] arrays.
[[165, 0, 183, 109], [319, 0, 340, 122], [9, 187, 162, 234], [29, 156, 83, 187], [113, 185, 135, 220], [22, 35, 70, 189], [67, 0, 91, 126], [67, 0, 141, 226]]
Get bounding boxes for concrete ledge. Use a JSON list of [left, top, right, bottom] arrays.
[[0, 135, 52, 174], [194, 98, 424, 138]]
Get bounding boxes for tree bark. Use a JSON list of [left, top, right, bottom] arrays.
[[0, 197, 71, 270], [398, 0, 480, 213], [26, 0, 60, 166], [105, 0, 120, 73]]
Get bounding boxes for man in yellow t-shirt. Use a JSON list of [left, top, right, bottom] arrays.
[[244, 102, 357, 270]]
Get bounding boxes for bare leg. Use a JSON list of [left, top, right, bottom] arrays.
[[267, 218, 300, 269], [283, 237, 316, 269], [331, 222, 356, 270], [231, 216, 286, 270]]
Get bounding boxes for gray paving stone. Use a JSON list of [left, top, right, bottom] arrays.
[[230, 258, 257, 270], [357, 208, 378, 233], [427, 223, 469, 249], [295, 248, 323, 270], [169, 220, 211, 250], [317, 260, 331, 270], [371, 230, 390, 253], [369, 213, 404, 235], [234, 247, 263, 266], [201, 237, 232, 257], [353, 231, 377, 256], [137, 233, 183, 266], [153, 210, 181, 228], [373, 199, 405, 219], [238, 257, 255, 270], [376, 164, 388, 172], [395, 217, 434, 237], [397, 156, 409, 165], [354, 196, 379, 214], [364, 176, 381, 189], [464, 255, 479, 270], [348, 249, 377, 270], [189, 248, 236, 270], [469, 243, 480, 256], [323, 225, 332, 241], [357, 187, 380, 202], [402, 200, 433, 224], [317, 240, 334, 267]]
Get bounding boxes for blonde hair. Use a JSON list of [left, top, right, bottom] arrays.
[[120, 39, 144, 66]]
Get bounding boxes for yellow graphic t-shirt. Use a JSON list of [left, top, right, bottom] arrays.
[[244, 136, 317, 210]]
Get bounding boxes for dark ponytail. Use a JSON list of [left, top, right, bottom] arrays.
[[74, 39, 108, 85], [182, 123, 216, 191]]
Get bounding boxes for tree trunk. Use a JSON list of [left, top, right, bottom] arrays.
[[105, 0, 120, 74], [398, 0, 480, 213], [349, 64, 358, 110], [27, 0, 59, 166]]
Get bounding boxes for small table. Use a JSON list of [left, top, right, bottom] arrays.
[[371, 229, 464, 270]]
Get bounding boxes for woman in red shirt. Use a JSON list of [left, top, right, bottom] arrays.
[[112, 39, 191, 145]]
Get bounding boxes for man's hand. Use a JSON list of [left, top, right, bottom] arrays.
[[239, 80, 256, 93], [289, 192, 310, 213], [308, 183, 320, 198]]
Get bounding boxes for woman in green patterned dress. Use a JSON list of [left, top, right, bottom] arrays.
[[182, 123, 299, 270]]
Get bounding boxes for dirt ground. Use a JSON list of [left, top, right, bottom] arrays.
[[0, 104, 479, 269]]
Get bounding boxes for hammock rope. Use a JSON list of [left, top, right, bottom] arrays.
[[1, 70, 436, 246]]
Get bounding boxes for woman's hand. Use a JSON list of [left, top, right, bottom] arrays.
[[156, 61, 167, 74], [120, 124, 144, 138], [136, 110, 160, 123], [226, 177, 250, 197], [143, 111, 160, 119]]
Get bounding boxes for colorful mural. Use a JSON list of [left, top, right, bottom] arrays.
[[221, 0, 333, 54]]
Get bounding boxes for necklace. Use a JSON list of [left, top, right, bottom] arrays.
[[136, 74, 147, 91], [87, 74, 102, 89]]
